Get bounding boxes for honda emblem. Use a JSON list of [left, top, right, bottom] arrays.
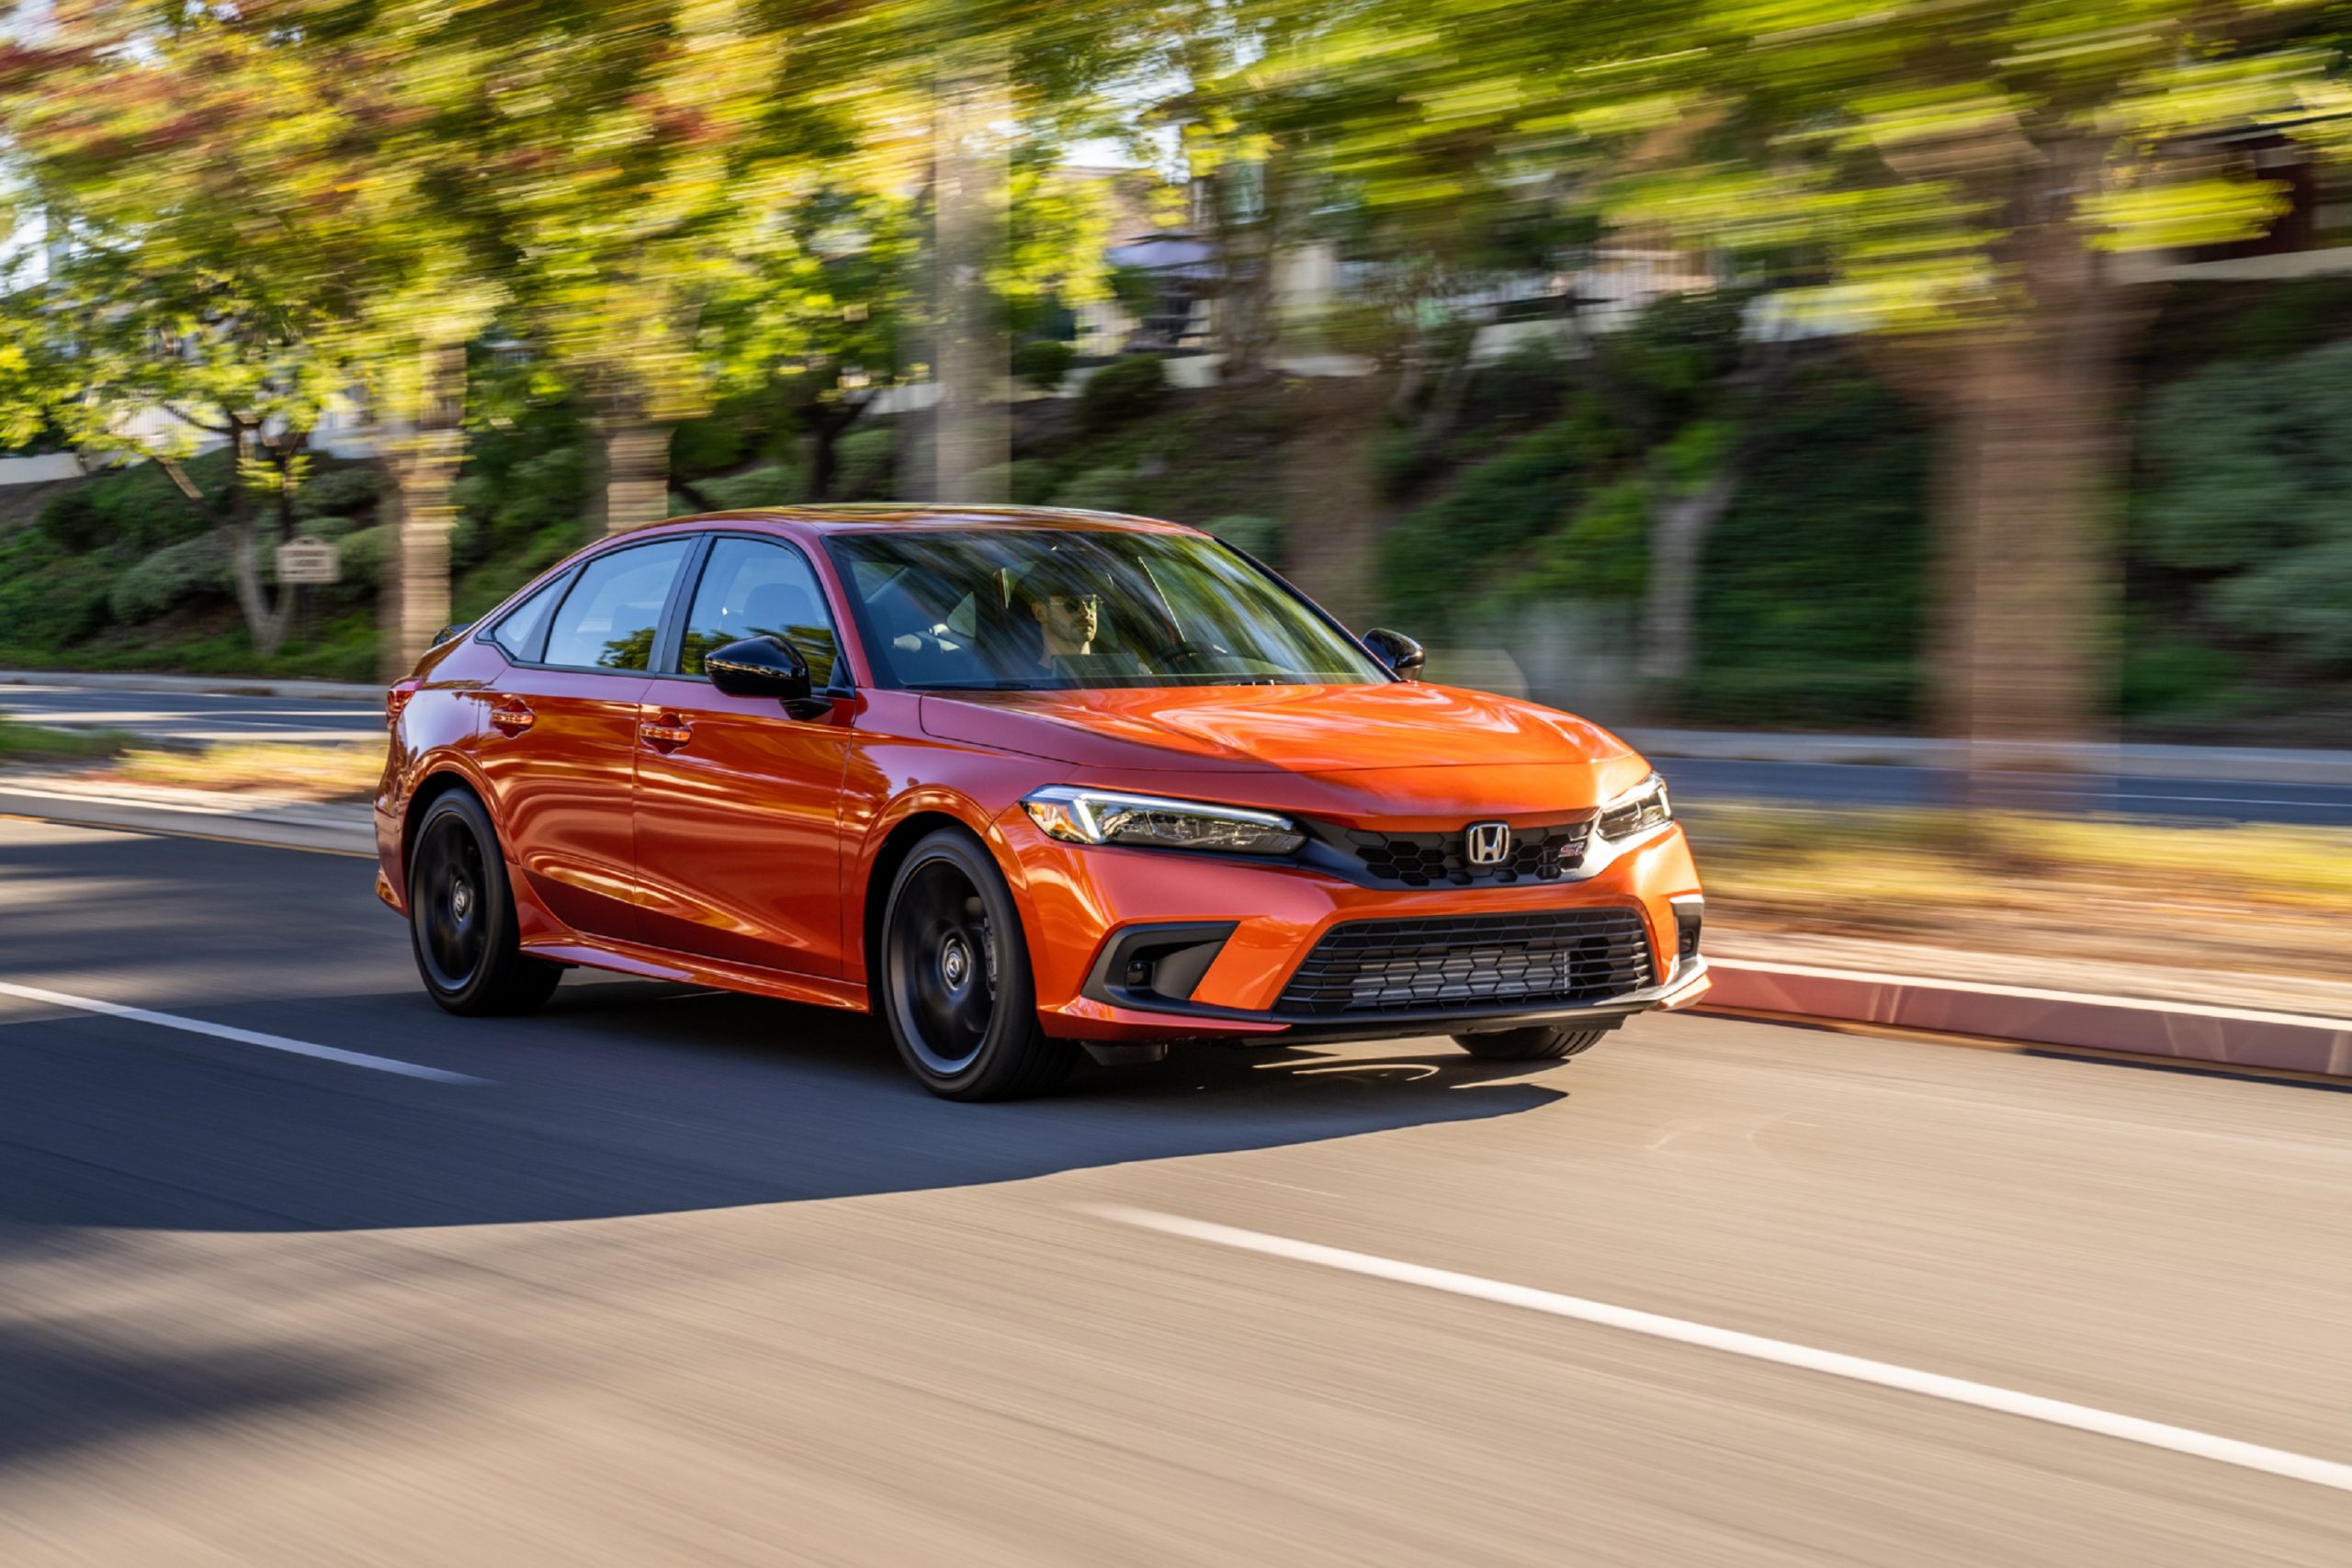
[[1464, 821, 1511, 866]]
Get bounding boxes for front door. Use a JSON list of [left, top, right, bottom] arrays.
[[634, 535, 854, 976], [474, 536, 694, 945]]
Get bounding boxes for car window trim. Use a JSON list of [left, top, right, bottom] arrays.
[[492, 536, 698, 678], [475, 563, 581, 665], [662, 529, 857, 696]]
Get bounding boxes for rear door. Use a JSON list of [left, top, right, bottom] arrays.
[[475, 536, 695, 945], [633, 534, 857, 976]]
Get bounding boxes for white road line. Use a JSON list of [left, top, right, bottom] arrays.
[[1089, 1205, 2352, 1495], [0, 979, 487, 1085]]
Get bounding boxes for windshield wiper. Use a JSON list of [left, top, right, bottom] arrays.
[[910, 681, 1046, 692]]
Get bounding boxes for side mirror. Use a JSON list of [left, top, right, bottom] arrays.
[[707, 635, 823, 714], [1361, 627, 1426, 681]]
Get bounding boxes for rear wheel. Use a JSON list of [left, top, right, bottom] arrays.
[[1449, 1023, 1613, 1061], [881, 829, 1076, 1100], [408, 790, 562, 1017]]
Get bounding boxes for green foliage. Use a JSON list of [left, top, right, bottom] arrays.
[[108, 533, 235, 625], [1204, 513, 1283, 564], [2137, 339, 2352, 671], [1079, 355, 1169, 433], [0, 535, 115, 649], [1050, 465, 1136, 513], [1507, 479, 1651, 609], [38, 454, 226, 555], [836, 428, 895, 499], [1012, 339, 1078, 393], [671, 392, 773, 479], [1684, 370, 1933, 728], [296, 464, 383, 521], [1377, 416, 1614, 637], [2121, 635, 2247, 723], [455, 399, 592, 554], [694, 463, 803, 512]]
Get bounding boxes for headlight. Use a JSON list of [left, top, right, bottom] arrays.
[[1595, 773, 1671, 840], [1021, 785, 1306, 855]]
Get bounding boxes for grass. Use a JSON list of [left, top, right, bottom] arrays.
[[110, 740, 386, 801], [1687, 800, 2352, 978], [0, 711, 135, 763]]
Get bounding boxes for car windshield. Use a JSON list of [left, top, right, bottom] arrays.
[[823, 527, 1392, 691]]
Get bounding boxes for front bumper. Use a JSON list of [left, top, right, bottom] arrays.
[[999, 810, 1707, 1043]]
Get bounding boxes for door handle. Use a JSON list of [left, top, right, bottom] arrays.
[[488, 701, 536, 735], [639, 719, 693, 750]]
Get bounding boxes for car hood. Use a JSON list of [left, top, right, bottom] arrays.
[[917, 682, 1632, 774]]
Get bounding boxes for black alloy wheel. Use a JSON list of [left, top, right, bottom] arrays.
[[1449, 1023, 1615, 1061], [880, 829, 1076, 1100], [408, 790, 563, 1017]]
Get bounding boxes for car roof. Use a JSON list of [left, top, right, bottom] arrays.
[[660, 504, 1203, 536]]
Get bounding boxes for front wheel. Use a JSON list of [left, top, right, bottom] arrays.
[[1450, 1023, 1613, 1061], [408, 790, 563, 1017], [880, 829, 1077, 1100]]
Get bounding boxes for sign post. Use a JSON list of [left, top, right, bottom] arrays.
[[276, 536, 342, 586]]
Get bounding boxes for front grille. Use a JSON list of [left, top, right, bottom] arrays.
[[1275, 908, 1655, 1016], [1321, 820, 1592, 887]]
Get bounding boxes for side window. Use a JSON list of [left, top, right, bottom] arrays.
[[488, 571, 570, 663], [679, 538, 842, 686], [540, 539, 691, 671]]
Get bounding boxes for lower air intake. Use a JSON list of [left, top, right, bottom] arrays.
[[1275, 908, 1654, 1016]]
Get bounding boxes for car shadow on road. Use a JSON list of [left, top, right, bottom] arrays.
[[0, 970, 1577, 1235]]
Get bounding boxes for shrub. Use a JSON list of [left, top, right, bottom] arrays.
[[0, 538, 116, 649], [1078, 354, 1168, 432], [108, 532, 235, 625], [2136, 338, 2352, 671], [961, 459, 1058, 506], [38, 453, 222, 554], [836, 427, 895, 498], [1204, 513, 1283, 564], [1049, 465, 1134, 513], [296, 464, 383, 520], [694, 461, 803, 512], [331, 525, 395, 590], [1012, 339, 1078, 393]]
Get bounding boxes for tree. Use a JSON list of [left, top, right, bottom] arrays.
[[1542, 0, 2347, 755], [0, 1, 389, 658]]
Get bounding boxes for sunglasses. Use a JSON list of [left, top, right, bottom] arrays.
[[1047, 593, 1102, 612]]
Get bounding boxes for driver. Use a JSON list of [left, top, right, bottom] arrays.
[[1032, 589, 1100, 660]]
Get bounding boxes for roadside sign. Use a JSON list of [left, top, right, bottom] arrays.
[[277, 536, 342, 585]]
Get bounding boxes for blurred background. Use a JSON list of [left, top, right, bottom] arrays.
[[3, 0, 2351, 992]]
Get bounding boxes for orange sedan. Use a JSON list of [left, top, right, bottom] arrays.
[[377, 507, 1708, 1099]]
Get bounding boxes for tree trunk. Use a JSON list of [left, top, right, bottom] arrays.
[[390, 340, 468, 669], [603, 417, 673, 534], [202, 423, 295, 660], [1933, 321, 2121, 784], [1637, 466, 1742, 707], [931, 49, 1009, 501]]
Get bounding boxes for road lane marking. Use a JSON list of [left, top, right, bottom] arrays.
[[0, 979, 487, 1085], [1089, 1205, 2352, 1495]]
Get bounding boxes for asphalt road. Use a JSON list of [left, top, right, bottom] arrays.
[[0, 682, 381, 747], [11, 680, 2351, 823], [3, 818, 2349, 1564]]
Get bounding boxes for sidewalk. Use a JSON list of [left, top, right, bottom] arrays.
[[1619, 728, 2352, 786]]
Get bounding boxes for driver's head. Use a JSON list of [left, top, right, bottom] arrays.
[[1032, 589, 1099, 656]]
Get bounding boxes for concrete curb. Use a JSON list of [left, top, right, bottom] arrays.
[[0, 670, 381, 702], [1706, 959, 2352, 1078]]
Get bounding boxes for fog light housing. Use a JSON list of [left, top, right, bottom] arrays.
[[1671, 897, 1703, 960]]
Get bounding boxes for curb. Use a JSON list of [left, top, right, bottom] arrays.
[[0, 670, 381, 702], [1705, 959, 2352, 1079]]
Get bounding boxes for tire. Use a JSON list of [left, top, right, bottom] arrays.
[[880, 828, 1077, 1100], [408, 789, 563, 1017], [1449, 1023, 1613, 1061]]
